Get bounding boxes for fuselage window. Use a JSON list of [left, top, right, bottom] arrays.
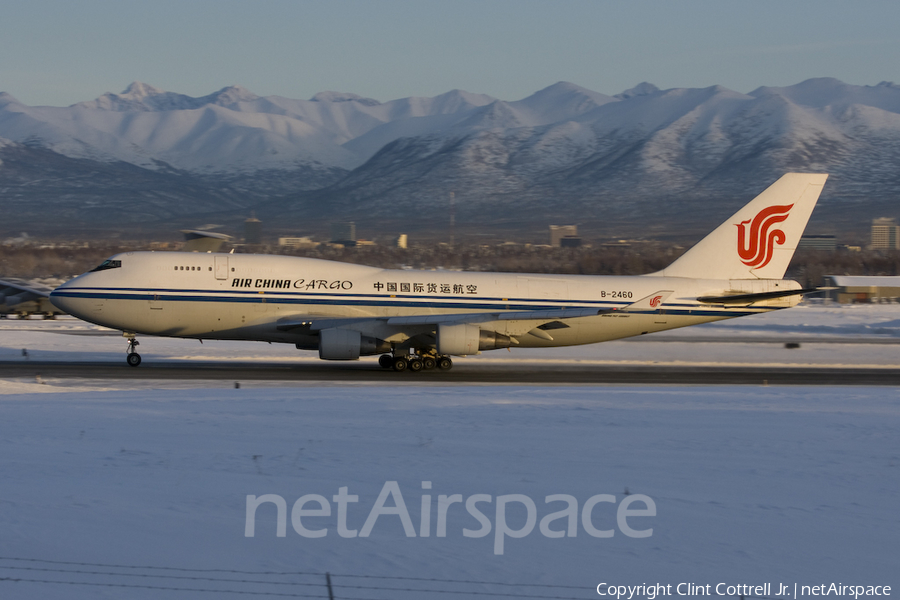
[[90, 259, 122, 272]]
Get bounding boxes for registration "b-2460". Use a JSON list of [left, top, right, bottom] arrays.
[[599, 291, 633, 299]]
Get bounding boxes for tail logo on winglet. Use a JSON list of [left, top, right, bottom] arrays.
[[649, 295, 663, 308], [736, 204, 794, 269]]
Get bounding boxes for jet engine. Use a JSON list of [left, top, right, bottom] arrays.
[[318, 328, 390, 360], [436, 323, 514, 356]]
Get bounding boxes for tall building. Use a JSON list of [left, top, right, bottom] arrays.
[[330, 222, 357, 245], [871, 218, 900, 250], [550, 225, 577, 247], [244, 216, 262, 244]]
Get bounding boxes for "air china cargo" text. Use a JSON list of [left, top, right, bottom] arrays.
[[231, 278, 353, 290]]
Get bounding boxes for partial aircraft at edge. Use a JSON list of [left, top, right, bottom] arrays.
[[50, 173, 828, 371], [1, 278, 64, 319]]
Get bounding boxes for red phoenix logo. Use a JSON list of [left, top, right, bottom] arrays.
[[649, 295, 662, 308], [736, 204, 794, 269]]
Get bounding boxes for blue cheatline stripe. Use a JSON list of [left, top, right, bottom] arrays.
[[55, 285, 614, 306], [53, 290, 589, 311], [50, 289, 767, 319], [53, 286, 733, 309]]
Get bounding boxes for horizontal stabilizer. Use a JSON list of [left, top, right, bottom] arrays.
[[697, 288, 819, 304]]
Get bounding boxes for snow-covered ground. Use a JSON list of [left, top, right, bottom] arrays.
[[0, 303, 898, 599], [3, 301, 900, 370]]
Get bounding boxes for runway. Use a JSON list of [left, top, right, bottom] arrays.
[[3, 360, 900, 385]]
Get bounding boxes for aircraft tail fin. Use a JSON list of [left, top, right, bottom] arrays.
[[655, 173, 828, 280]]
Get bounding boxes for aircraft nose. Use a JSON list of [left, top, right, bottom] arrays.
[[49, 286, 75, 315], [50, 280, 93, 319]]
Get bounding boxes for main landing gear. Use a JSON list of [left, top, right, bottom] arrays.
[[125, 336, 142, 367], [378, 353, 452, 372]]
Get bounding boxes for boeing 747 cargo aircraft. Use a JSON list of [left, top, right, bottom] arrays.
[[51, 173, 827, 371]]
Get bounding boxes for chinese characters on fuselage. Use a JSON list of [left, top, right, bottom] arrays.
[[373, 282, 477, 295]]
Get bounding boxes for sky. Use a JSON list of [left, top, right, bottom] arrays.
[[2, 0, 899, 107]]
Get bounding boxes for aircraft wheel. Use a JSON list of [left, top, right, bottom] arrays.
[[378, 354, 393, 369], [126, 352, 142, 367], [392, 356, 408, 372], [422, 356, 436, 370], [408, 357, 424, 372], [437, 356, 453, 370]]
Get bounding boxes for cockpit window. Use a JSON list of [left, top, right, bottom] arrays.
[[90, 259, 122, 272]]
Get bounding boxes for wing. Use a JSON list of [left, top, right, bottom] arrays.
[[275, 290, 674, 346]]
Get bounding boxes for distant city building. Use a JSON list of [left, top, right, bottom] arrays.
[[798, 234, 837, 251], [559, 236, 582, 248], [871, 218, 899, 250], [278, 236, 317, 249], [397, 234, 408, 249], [244, 216, 262, 244], [550, 225, 577, 247], [331, 222, 357, 245], [823, 275, 900, 303]]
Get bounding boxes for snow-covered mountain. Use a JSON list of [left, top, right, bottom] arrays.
[[0, 81, 502, 173], [2, 78, 900, 237]]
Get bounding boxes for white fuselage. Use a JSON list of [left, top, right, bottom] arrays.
[[50, 251, 799, 351]]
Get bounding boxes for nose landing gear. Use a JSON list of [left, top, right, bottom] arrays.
[[125, 336, 142, 367]]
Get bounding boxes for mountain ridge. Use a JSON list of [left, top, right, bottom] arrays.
[[1, 78, 899, 238]]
